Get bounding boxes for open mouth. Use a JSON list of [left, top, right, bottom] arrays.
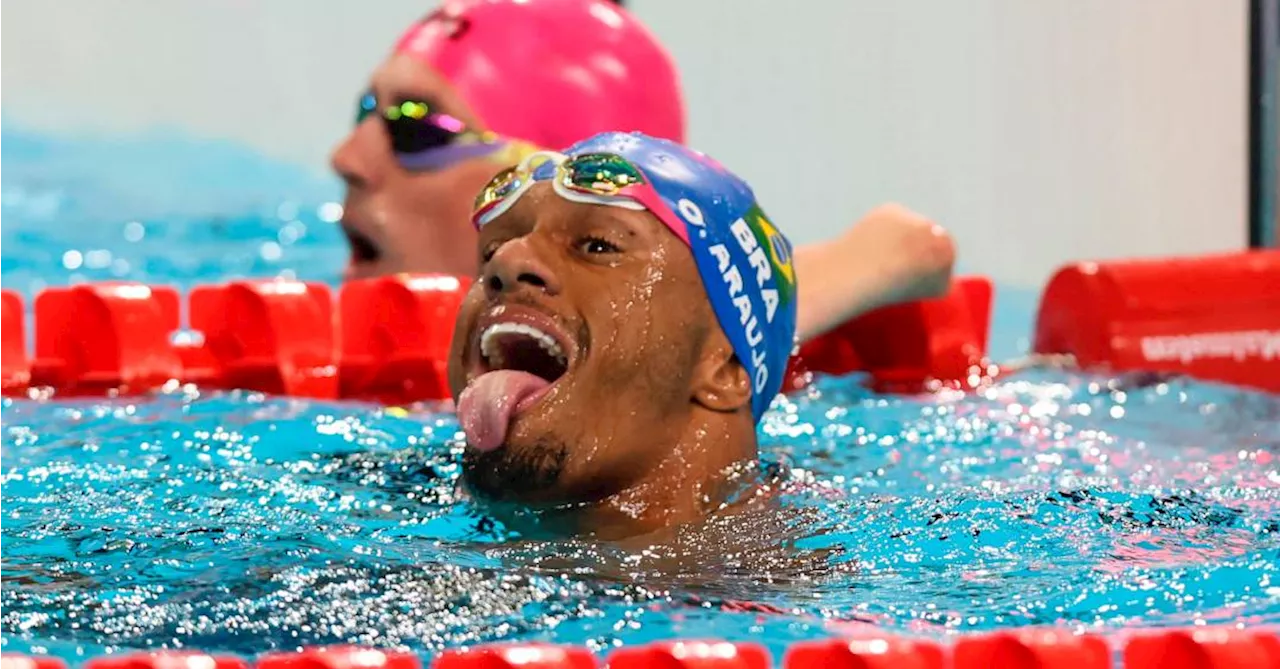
[[342, 222, 383, 265], [456, 312, 578, 453], [479, 322, 570, 383]]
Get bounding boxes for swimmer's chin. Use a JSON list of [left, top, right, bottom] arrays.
[[460, 435, 571, 505]]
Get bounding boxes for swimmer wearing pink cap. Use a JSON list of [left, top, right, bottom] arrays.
[[331, 0, 956, 343]]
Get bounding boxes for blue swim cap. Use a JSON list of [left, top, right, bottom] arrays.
[[472, 132, 798, 422]]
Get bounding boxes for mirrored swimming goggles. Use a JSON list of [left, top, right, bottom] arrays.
[[471, 151, 688, 243], [356, 92, 506, 171]]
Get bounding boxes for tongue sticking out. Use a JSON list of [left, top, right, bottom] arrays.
[[457, 371, 552, 452]]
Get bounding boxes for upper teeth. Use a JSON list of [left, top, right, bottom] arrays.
[[480, 322, 567, 368]]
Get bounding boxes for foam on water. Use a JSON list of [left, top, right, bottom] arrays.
[[2, 126, 1278, 662]]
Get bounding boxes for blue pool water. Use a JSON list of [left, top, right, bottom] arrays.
[[2, 124, 1279, 663]]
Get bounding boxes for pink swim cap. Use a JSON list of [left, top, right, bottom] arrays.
[[394, 0, 685, 150]]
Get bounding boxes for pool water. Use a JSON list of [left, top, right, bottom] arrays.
[[2, 124, 1279, 663]]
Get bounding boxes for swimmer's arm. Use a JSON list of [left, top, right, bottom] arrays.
[[793, 203, 956, 343]]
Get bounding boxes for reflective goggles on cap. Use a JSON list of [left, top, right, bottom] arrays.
[[471, 150, 688, 244], [356, 91, 506, 171]]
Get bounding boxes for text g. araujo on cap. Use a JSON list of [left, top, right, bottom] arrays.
[[472, 131, 798, 423]]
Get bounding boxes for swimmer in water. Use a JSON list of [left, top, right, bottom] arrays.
[[331, 0, 955, 342], [447, 131, 798, 541]]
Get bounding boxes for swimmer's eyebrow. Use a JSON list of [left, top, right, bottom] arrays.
[[583, 208, 657, 241]]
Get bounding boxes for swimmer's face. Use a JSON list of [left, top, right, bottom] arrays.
[[330, 54, 501, 281], [448, 183, 726, 506]]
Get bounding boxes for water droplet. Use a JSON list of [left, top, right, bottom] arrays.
[[62, 250, 83, 269], [123, 221, 145, 242], [85, 249, 112, 269], [260, 242, 283, 262], [318, 202, 344, 223], [278, 223, 304, 245]]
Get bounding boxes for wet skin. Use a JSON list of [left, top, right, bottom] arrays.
[[446, 183, 759, 540]]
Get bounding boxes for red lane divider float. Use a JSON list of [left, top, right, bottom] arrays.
[[1, 289, 31, 395], [258, 647, 419, 669], [1123, 628, 1280, 669], [434, 643, 596, 668], [338, 274, 472, 404], [2, 656, 68, 669], [786, 275, 994, 393], [188, 280, 337, 398], [3, 628, 1278, 668], [608, 640, 771, 668], [951, 630, 1110, 669], [783, 635, 944, 668], [84, 652, 248, 669], [7, 247, 1277, 400], [32, 283, 183, 396], [1035, 248, 1280, 393], [0, 273, 995, 401]]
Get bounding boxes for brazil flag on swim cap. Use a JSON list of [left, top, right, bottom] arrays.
[[560, 132, 799, 423], [740, 204, 796, 309]]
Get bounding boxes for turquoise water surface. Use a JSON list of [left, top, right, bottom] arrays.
[[2, 124, 1278, 663]]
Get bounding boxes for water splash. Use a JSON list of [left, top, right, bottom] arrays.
[[2, 372, 1277, 661]]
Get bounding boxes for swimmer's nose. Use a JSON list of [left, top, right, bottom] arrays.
[[331, 118, 388, 187], [484, 238, 562, 298]]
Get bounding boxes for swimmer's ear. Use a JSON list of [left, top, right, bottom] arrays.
[[691, 337, 752, 414]]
